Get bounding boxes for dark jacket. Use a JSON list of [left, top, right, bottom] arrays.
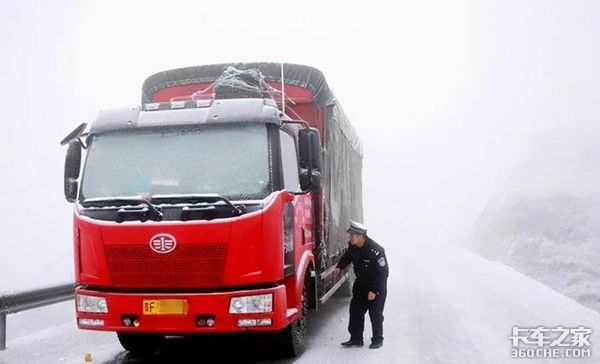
[[336, 237, 389, 294]]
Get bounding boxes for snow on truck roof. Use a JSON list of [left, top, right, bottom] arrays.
[[142, 63, 336, 106], [142, 63, 362, 155], [90, 63, 362, 155], [89, 98, 281, 134]]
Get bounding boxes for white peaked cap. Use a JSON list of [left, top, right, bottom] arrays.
[[347, 220, 368, 235]]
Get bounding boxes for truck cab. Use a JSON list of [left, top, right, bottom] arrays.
[[62, 63, 363, 356]]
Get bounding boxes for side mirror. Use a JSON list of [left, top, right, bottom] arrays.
[[64, 141, 82, 203], [300, 169, 322, 192], [60, 122, 88, 146], [298, 128, 321, 171]]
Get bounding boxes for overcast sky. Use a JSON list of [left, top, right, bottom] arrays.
[[1, 0, 599, 290]]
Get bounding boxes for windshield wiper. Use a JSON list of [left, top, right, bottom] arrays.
[[81, 197, 163, 221], [151, 194, 243, 216]]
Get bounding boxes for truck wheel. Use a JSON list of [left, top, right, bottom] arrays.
[[280, 283, 309, 356], [117, 332, 165, 355]]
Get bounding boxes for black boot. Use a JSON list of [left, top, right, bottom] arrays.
[[369, 341, 383, 349], [341, 339, 364, 347]]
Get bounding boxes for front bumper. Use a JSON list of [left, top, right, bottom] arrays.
[[75, 285, 291, 333]]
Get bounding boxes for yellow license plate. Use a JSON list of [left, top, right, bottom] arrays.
[[143, 299, 188, 315]]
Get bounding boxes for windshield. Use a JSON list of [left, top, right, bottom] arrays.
[[80, 124, 272, 201]]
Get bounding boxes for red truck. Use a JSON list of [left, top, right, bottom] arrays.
[[61, 63, 363, 356]]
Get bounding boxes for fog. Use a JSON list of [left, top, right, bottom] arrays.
[[1, 0, 599, 293]]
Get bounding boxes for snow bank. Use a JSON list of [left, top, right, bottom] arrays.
[[471, 192, 600, 312]]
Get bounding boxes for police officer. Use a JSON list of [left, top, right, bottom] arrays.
[[333, 220, 388, 349]]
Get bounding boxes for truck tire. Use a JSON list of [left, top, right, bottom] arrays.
[[117, 332, 165, 355], [280, 282, 309, 356]]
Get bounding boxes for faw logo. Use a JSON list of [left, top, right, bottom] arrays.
[[149, 233, 177, 254]]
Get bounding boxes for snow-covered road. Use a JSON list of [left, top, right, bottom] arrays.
[[2, 243, 600, 364]]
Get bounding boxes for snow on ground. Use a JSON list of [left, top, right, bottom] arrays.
[[471, 192, 600, 313], [468, 122, 600, 315], [2, 242, 600, 364]]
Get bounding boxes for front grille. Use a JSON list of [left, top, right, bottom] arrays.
[[105, 243, 228, 288]]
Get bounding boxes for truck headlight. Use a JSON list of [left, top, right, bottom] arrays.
[[76, 294, 108, 313], [229, 294, 273, 314]]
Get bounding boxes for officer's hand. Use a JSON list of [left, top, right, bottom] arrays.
[[333, 267, 341, 279], [368, 291, 377, 301]]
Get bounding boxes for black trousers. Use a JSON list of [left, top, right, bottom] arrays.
[[348, 282, 387, 343]]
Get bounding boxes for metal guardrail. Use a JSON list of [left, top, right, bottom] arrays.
[[0, 283, 75, 350]]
